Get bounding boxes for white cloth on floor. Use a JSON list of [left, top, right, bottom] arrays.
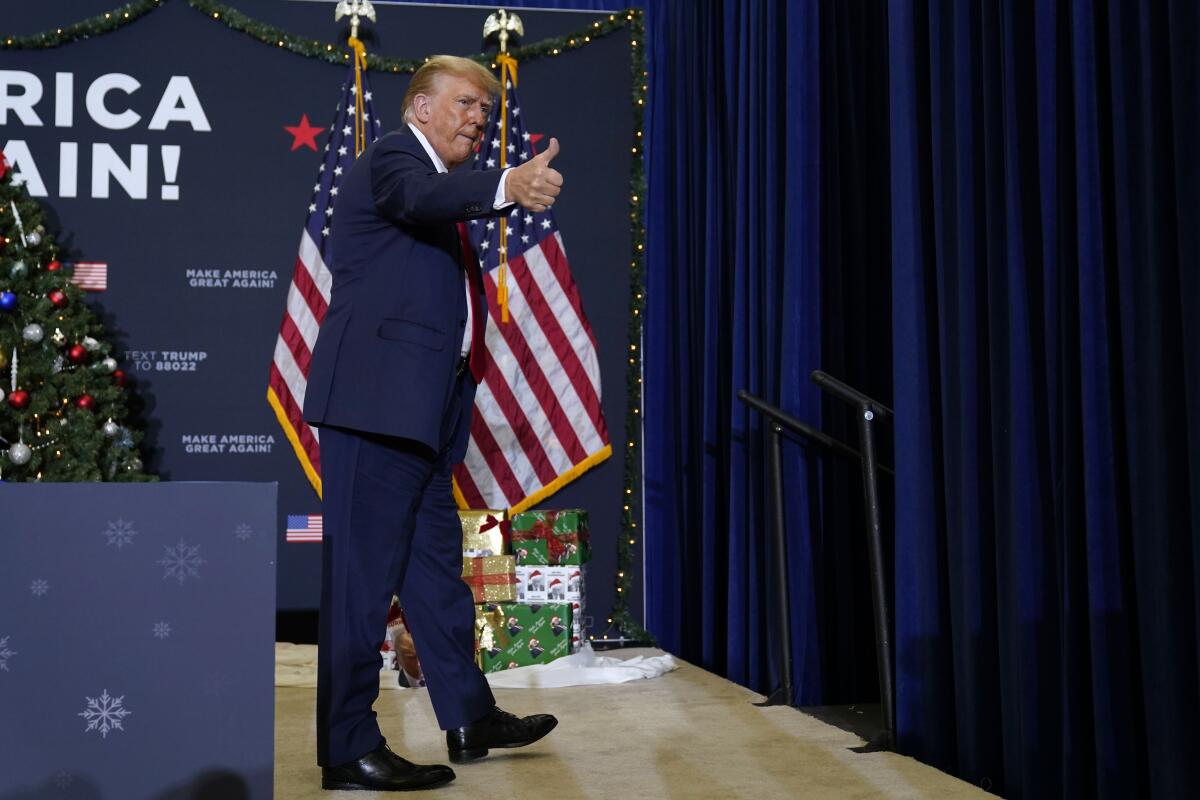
[[483, 644, 678, 689], [275, 642, 678, 691]]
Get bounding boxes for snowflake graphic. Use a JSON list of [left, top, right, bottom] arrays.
[[158, 539, 206, 585], [30, 578, 49, 596], [53, 770, 74, 789], [153, 621, 171, 639], [234, 523, 253, 541], [0, 635, 15, 672], [103, 518, 137, 549], [78, 690, 131, 738]]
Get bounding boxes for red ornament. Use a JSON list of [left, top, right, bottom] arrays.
[[68, 344, 88, 363], [75, 394, 96, 411], [6, 389, 30, 409], [0, 235, 7, 249], [48, 289, 67, 308], [112, 369, 128, 386], [47, 260, 61, 272]]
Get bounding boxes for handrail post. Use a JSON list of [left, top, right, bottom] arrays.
[[855, 402, 894, 750], [755, 421, 795, 707]]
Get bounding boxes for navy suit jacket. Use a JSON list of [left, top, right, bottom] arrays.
[[303, 128, 505, 454]]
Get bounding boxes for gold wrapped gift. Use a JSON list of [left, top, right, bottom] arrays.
[[458, 509, 509, 556], [473, 603, 508, 667], [461, 555, 519, 603]]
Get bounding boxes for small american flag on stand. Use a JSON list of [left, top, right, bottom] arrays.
[[267, 67, 382, 497], [456, 54, 611, 512], [286, 514, 323, 543], [68, 262, 108, 291]]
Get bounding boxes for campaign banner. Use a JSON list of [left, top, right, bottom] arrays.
[[0, 1, 635, 613]]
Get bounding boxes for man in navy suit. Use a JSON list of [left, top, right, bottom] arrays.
[[304, 55, 563, 792]]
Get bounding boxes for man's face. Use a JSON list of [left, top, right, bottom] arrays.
[[413, 73, 492, 169]]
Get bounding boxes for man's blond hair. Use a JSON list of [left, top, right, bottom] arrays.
[[402, 55, 501, 124]]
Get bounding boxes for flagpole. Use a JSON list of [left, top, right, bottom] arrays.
[[335, 0, 377, 156], [485, 8, 524, 324]]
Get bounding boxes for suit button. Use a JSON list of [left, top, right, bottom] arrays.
[[460, 320, 467, 328]]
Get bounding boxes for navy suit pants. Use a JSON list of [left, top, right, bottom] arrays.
[[315, 373, 494, 767]]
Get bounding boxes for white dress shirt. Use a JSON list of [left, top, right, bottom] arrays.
[[407, 123, 512, 356]]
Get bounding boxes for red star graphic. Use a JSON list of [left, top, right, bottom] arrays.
[[284, 114, 322, 152]]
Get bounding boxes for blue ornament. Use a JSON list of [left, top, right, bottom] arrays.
[[0, 290, 17, 313]]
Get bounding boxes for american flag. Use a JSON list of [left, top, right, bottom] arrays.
[[267, 68, 381, 495], [68, 262, 107, 291], [286, 514, 323, 542], [455, 56, 611, 512]]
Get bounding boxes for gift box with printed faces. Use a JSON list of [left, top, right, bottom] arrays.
[[473, 602, 573, 673], [543, 565, 584, 602], [460, 555, 519, 603], [515, 565, 548, 603], [458, 509, 509, 557], [570, 600, 587, 653], [510, 509, 591, 566]]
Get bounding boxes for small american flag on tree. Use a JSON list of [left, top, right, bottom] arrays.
[[456, 54, 611, 512], [68, 262, 108, 291]]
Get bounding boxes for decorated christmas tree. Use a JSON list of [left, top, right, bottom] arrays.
[[0, 151, 152, 481]]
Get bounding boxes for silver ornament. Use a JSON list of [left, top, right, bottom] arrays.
[[128, 457, 143, 471], [103, 420, 120, 437], [82, 336, 100, 352], [51, 356, 63, 374], [22, 323, 43, 343], [0, 387, 5, 403], [8, 442, 32, 465], [25, 231, 41, 246], [11, 260, 27, 278], [99, 357, 117, 373]]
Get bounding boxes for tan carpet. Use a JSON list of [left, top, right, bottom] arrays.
[[276, 648, 990, 799]]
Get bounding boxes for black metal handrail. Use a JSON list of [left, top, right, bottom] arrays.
[[737, 372, 896, 752]]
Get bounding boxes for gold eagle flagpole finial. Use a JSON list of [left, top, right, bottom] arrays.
[[335, 0, 376, 42], [483, 8, 524, 54]]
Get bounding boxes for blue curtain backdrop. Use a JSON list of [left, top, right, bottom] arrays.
[[889, 0, 1200, 797], [642, 0, 825, 704]]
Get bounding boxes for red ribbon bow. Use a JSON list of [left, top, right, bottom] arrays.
[[518, 517, 569, 563], [478, 513, 512, 546]]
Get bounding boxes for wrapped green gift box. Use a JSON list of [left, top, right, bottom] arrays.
[[474, 602, 572, 673], [510, 509, 590, 565]]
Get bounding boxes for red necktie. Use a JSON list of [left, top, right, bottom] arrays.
[[456, 222, 487, 383]]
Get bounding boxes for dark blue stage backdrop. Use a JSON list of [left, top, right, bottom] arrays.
[[0, 1, 636, 618]]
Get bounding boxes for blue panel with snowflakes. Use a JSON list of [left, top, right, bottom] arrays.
[[0, 482, 276, 799]]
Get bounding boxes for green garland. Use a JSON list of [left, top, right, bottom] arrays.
[[2, 0, 635, 74], [190, 0, 636, 74], [2, 0, 651, 643], [0, 0, 162, 49], [606, 9, 652, 644]]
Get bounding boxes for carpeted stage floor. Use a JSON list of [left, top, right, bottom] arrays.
[[276, 648, 988, 798]]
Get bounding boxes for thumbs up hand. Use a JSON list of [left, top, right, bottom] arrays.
[[505, 137, 563, 212]]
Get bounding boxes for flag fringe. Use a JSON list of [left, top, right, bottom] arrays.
[[267, 386, 323, 498], [452, 443, 613, 514]]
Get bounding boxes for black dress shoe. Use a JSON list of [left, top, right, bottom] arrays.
[[321, 743, 455, 791], [446, 706, 558, 763]]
